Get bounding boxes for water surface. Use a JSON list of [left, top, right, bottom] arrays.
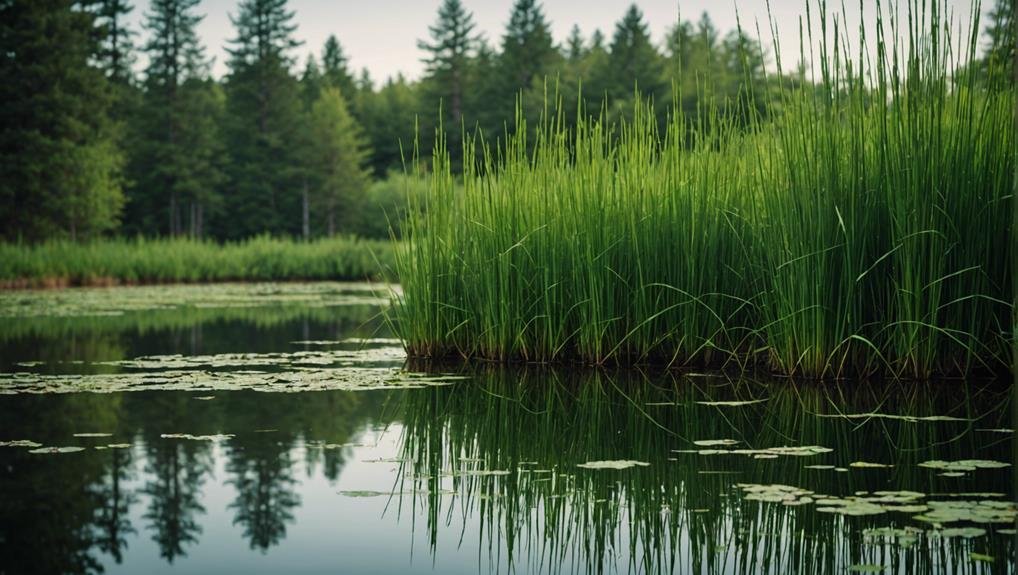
[[0, 283, 1013, 574]]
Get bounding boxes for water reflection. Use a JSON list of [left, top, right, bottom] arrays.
[[0, 284, 1012, 574], [395, 367, 1015, 574]]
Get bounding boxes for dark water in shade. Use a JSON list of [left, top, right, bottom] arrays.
[[0, 283, 1014, 575]]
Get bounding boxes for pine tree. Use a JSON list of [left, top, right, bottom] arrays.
[[360, 74, 421, 176], [418, 0, 478, 131], [94, 0, 136, 84], [321, 35, 357, 104], [983, 0, 1015, 86], [0, 0, 124, 240], [608, 4, 664, 101], [565, 25, 586, 62], [223, 0, 304, 238], [499, 0, 559, 116], [128, 0, 222, 237], [308, 87, 372, 236]]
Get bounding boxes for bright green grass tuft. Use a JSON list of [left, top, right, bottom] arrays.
[[392, 0, 1013, 379]]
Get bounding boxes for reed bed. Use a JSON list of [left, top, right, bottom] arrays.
[[392, 0, 1014, 379], [0, 235, 395, 287]]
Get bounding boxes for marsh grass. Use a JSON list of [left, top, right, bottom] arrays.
[[0, 235, 395, 287], [392, 0, 1013, 379]]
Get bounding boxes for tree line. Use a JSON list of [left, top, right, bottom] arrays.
[[1, 0, 1012, 242]]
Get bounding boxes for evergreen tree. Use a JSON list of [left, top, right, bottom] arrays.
[[983, 0, 1015, 85], [360, 74, 421, 176], [499, 0, 559, 117], [418, 0, 478, 131], [608, 4, 664, 102], [94, 0, 136, 84], [223, 0, 304, 238], [0, 0, 124, 240], [320, 35, 357, 105], [308, 87, 372, 236], [565, 25, 586, 63], [128, 0, 222, 237]]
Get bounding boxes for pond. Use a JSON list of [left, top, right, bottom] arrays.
[[0, 283, 1013, 574]]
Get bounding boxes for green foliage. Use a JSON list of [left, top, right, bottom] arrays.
[[0, 0, 125, 241], [308, 87, 373, 236], [222, 0, 304, 239], [0, 237, 395, 285], [392, 0, 1014, 379], [126, 0, 223, 238]]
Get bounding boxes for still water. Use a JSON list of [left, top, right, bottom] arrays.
[[0, 283, 1013, 574]]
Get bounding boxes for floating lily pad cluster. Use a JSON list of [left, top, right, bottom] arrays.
[[918, 459, 1010, 477], [675, 445, 832, 459], [0, 366, 465, 395], [913, 500, 1017, 525], [738, 483, 1017, 529]]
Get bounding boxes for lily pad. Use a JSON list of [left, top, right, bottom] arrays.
[[850, 461, 893, 468], [969, 552, 994, 563], [339, 490, 392, 498], [913, 500, 1018, 524], [0, 440, 42, 448], [160, 433, 234, 441], [73, 433, 112, 438], [693, 439, 740, 447], [804, 465, 835, 470], [919, 459, 1010, 472], [577, 460, 650, 470], [934, 527, 986, 538], [28, 446, 86, 454]]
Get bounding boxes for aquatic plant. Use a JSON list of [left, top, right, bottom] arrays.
[[392, 0, 1013, 378]]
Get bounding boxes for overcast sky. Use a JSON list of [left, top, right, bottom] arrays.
[[126, 0, 984, 85]]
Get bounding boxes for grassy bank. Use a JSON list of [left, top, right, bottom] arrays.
[[0, 236, 395, 288], [393, 0, 1014, 379]]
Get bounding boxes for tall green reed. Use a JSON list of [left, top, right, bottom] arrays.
[[392, 0, 1013, 378]]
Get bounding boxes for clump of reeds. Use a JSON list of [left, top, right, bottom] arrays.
[[392, 0, 1013, 379]]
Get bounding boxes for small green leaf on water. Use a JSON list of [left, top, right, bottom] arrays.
[[804, 465, 836, 470], [695, 399, 767, 407], [850, 461, 893, 468], [693, 439, 740, 447], [160, 433, 234, 441], [939, 472, 967, 477], [106, 443, 131, 449], [848, 565, 885, 573], [28, 446, 86, 454], [0, 440, 42, 448], [73, 433, 112, 438], [969, 552, 993, 563], [998, 529, 1016, 535], [919, 460, 1010, 472], [577, 460, 650, 470], [339, 490, 391, 498], [194, 396, 215, 400], [935, 527, 986, 538]]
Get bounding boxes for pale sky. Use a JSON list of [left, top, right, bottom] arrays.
[[127, 0, 984, 85]]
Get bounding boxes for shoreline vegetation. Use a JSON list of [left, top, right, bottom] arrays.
[[0, 236, 395, 289], [393, 0, 1015, 380]]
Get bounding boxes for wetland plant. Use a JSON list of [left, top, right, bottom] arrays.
[[392, 0, 1014, 378]]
